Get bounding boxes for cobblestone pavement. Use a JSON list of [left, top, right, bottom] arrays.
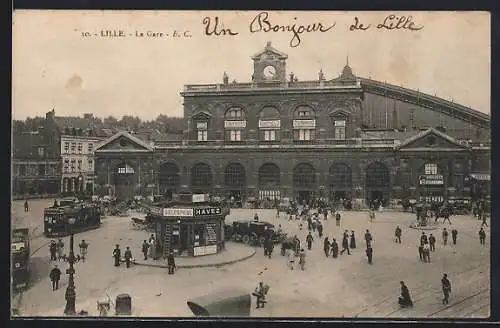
[[11, 200, 490, 318]]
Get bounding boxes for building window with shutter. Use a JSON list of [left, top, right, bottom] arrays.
[[77, 159, 82, 171], [196, 121, 208, 142], [229, 130, 241, 141], [264, 130, 276, 141], [71, 142, 76, 153], [88, 159, 93, 171], [88, 143, 93, 152], [294, 129, 314, 141], [64, 159, 69, 173], [64, 142, 70, 153], [70, 159, 76, 172], [424, 163, 438, 175], [38, 147, 44, 157], [334, 120, 346, 140], [77, 143, 83, 153]]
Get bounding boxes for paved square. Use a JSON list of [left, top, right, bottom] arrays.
[[12, 199, 490, 318]]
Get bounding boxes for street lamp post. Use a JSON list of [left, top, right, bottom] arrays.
[[64, 217, 77, 315]]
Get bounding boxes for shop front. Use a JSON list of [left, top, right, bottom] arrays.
[[147, 194, 230, 258]]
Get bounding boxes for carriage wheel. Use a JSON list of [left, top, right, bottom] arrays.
[[242, 235, 250, 244], [233, 234, 242, 242]]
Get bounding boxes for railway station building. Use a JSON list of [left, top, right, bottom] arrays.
[[94, 42, 491, 206]]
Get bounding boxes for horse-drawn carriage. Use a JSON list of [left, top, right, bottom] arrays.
[[280, 236, 300, 256], [130, 216, 155, 231]]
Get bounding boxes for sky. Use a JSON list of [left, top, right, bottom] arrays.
[[12, 10, 490, 120]]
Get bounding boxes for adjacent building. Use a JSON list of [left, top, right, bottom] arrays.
[[12, 131, 61, 198], [92, 42, 491, 205]]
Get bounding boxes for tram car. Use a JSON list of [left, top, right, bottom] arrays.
[[12, 228, 30, 290], [44, 200, 102, 237]]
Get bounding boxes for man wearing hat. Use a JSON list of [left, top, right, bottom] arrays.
[[167, 251, 176, 274], [441, 273, 452, 305]]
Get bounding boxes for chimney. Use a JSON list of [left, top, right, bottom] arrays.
[[46, 109, 55, 120]]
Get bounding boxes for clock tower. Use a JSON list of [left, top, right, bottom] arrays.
[[252, 42, 288, 83]]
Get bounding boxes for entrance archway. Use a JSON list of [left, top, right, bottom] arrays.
[[224, 163, 246, 202], [258, 163, 281, 201], [293, 163, 316, 203], [159, 163, 180, 199], [113, 163, 137, 201], [328, 163, 352, 201], [365, 161, 390, 206], [191, 163, 213, 193]]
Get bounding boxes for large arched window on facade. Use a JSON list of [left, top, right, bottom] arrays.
[[224, 163, 246, 188], [258, 163, 281, 200], [293, 163, 316, 189], [224, 107, 246, 142], [159, 163, 181, 196], [258, 106, 281, 142], [191, 163, 213, 192], [329, 163, 352, 200], [365, 161, 390, 205], [293, 106, 316, 141]]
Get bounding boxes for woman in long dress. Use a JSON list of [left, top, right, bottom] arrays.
[[349, 231, 356, 249]]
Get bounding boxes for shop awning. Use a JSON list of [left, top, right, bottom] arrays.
[[470, 174, 491, 181]]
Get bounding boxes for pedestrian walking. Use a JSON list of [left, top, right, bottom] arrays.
[[78, 240, 89, 261], [24, 200, 29, 212], [451, 229, 458, 245], [442, 228, 448, 245], [307, 216, 312, 230], [331, 238, 339, 258], [364, 229, 373, 247], [148, 235, 155, 259], [298, 249, 306, 271], [323, 237, 331, 257], [335, 212, 341, 226], [306, 232, 314, 250], [395, 226, 402, 244], [49, 265, 61, 291], [287, 248, 295, 270], [167, 251, 176, 274], [350, 231, 356, 249], [481, 215, 488, 227], [340, 231, 350, 255], [112, 244, 121, 267], [56, 239, 65, 261], [366, 246, 373, 264], [418, 245, 424, 261], [398, 281, 413, 308], [479, 228, 486, 245], [369, 209, 375, 223], [420, 232, 428, 246], [49, 240, 57, 261], [142, 240, 149, 260], [317, 222, 323, 238], [423, 242, 431, 263], [124, 246, 133, 268], [276, 207, 280, 219], [441, 274, 452, 305], [428, 234, 436, 252], [323, 208, 328, 221]]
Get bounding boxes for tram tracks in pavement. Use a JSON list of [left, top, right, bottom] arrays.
[[354, 262, 486, 318]]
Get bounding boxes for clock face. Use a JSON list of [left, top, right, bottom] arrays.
[[263, 65, 277, 79]]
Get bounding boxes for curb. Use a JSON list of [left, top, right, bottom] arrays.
[[134, 249, 256, 269]]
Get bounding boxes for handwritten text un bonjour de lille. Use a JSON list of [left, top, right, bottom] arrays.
[[203, 12, 424, 48]]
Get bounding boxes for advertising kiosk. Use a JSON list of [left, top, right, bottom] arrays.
[[146, 193, 230, 258]]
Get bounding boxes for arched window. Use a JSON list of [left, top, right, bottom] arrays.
[[191, 163, 213, 190], [293, 163, 316, 189], [293, 106, 316, 141], [224, 107, 246, 142], [258, 106, 281, 142], [159, 163, 180, 193], [224, 163, 246, 188]]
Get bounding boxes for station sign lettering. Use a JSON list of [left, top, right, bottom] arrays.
[[163, 208, 194, 217], [419, 175, 444, 185], [258, 120, 281, 129], [194, 207, 222, 216], [224, 120, 247, 128], [293, 119, 316, 129]]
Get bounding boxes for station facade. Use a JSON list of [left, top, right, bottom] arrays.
[[94, 42, 491, 206]]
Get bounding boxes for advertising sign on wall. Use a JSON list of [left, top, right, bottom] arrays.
[[293, 119, 316, 129], [162, 208, 194, 217], [224, 120, 247, 128]]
